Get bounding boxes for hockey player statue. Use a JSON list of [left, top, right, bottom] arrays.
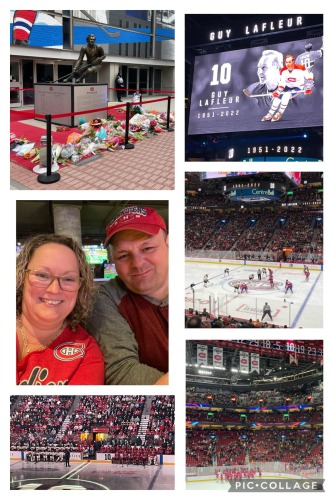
[[59, 34, 105, 83]]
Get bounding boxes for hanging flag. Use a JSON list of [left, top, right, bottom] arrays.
[[239, 351, 249, 373], [197, 344, 208, 366], [213, 347, 223, 368], [250, 353, 260, 373], [12, 10, 38, 45]]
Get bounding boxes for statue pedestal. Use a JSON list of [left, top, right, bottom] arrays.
[[34, 83, 108, 127]]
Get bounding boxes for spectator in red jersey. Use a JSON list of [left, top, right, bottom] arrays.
[[16, 234, 104, 385], [87, 207, 169, 385]]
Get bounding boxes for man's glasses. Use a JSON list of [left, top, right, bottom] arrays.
[[25, 269, 82, 291]]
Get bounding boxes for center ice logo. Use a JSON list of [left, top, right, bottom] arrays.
[[229, 279, 284, 291]]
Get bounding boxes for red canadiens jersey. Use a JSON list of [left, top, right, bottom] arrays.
[[278, 64, 313, 90], [17, 325, 105, 385]]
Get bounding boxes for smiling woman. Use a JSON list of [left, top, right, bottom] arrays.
[[16, 234, 105, 385]]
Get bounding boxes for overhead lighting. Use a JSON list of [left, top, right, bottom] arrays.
[[198, 370, 212, 375]]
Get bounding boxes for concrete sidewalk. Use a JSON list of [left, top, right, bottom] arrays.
[[10, 97, 175, 191]]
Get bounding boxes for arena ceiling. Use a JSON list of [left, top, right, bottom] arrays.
[[186, 340, 323, 390], [16, 200, 168, 244]]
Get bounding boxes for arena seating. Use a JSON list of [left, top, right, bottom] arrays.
[[186, 385, 323, 469], [10, 395, 175, 458]]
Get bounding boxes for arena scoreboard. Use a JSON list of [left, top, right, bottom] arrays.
[[232, 340, 323, 359], [188, 36, 323, 135], [186, 14, 323, 161]]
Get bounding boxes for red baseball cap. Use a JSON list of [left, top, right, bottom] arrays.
[[104, 206, 167, 247]]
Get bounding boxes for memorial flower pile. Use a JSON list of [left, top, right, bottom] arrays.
[[11, 109, 175, 170]]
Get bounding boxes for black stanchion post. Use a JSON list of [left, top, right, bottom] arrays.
[[124, 102, 134, 150], [46, 113, 52, 173], [166, 96, 174, 132], [37, 114, 61, 184]]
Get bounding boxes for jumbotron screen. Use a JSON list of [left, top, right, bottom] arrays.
[[82, 245, 108, 265], [200, 171, 301, 186], [188, 36, 323, 135]]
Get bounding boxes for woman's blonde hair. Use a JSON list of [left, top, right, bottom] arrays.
[[16, 234, 95, 331]]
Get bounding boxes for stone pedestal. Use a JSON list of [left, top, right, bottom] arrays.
[[34, 83, 108, 127]]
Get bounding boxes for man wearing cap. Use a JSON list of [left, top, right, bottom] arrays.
[[87, 206, 168, 385]]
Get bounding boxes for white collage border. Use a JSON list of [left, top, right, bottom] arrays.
[[3, 1, 332, 498]]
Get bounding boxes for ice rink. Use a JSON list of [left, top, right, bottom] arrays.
[[10, 460, 175, 490], [185, 261, 323, 328], [186, 477, 230, 490]]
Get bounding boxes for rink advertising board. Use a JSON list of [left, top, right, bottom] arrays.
[[188, 36, 323, 135]]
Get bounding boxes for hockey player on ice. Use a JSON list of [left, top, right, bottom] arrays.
[[224, 268, 230, 276], [240, 283, 248, 293], [234, 281, 241, 293], [203, 274, 209, 287], [285, 280, 293, 294]]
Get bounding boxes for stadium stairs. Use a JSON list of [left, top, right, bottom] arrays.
[[137, 395, 154, 445], [56, 395, 81, 440]]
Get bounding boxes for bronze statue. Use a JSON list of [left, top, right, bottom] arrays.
[[62, 34, 105, 83]]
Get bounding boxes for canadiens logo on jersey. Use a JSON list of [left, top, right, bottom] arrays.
[[54, 342, 85, 361]]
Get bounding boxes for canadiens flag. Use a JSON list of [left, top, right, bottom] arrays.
[[12, 10, 37, 45]]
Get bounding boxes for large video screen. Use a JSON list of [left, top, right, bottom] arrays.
[[188, 36, 323, 135], [82, 245, 108, 265], [200, 172, 301, 186]]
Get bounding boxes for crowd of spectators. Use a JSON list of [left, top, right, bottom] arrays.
[[63, 395, 145, 442], [186, 385, 323, 407], [10, 396, 77, 455], [10, 395, 175, 458], [185, 212, 221, 250], [265, 211, 320, 255], [186, 427, 323, 469], [185, 208, 322, 260], [185, 171, 323, 263], [11, 396, 75, 444], [185, 312, 288, 328], [246, 429, 323, 467], [232, 212, 277, 253], [145, 396, 175, 450]]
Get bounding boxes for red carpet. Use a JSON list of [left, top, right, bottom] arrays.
[[10, 122, 78, 171], [10, 109, 36, 122]]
